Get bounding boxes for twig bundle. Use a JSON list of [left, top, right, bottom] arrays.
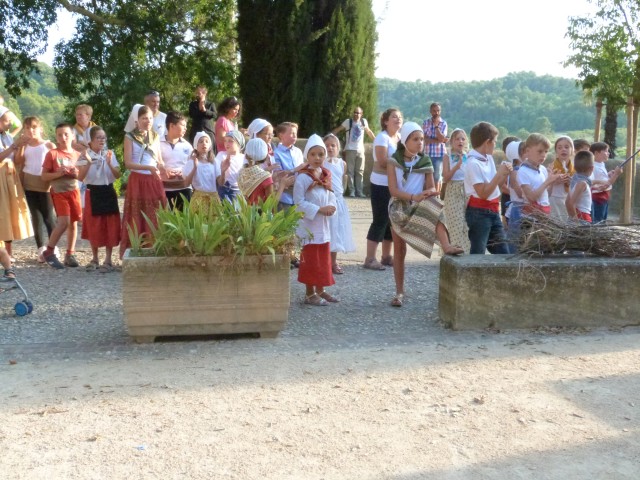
[[516, 211, 640, 257]]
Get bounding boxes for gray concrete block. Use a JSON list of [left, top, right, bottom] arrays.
[[439, 255, 640, 330]]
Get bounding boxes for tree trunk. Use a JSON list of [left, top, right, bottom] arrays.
[[604, 104, 618, 158]]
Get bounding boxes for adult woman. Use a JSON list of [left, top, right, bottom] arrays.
[[363, 108, 402, 270], [119, 105, 167, 257], [214, 96, 241, 154]]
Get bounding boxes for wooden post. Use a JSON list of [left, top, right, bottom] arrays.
[[594, 99, 603, 142], [621, 96, 635, 223]]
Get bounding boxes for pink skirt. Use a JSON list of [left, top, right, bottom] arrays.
[[81, 190, 121, 248], [298, 242, 334, 287], [119, 172, 167, 257]]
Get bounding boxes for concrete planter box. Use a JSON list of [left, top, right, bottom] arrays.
[[122, 251, 291, 342], [439, 255, 640, 330]]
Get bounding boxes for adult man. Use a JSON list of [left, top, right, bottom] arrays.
[[144, 90, 167, 138], [332, 106, 375, 197], [422, 102, 449, 187], [188, 85, 217, 145], [159, 111, 193, 211]]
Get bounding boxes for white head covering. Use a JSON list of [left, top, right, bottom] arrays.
[[400, 122, 422, 146], [124, 104, 144, 132], [193, 132, 211, 151], [303, 134, 326, 160], [247, 118, 271, 139], [245, 138, 269, 163], [0, 106, 9, 119], [505, 141, 521, 162]]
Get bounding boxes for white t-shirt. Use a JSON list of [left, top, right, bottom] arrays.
[[590, 162, 611, 191], [371, 131, 397, 187], [447, 153, 466, 182], [393, 159, 428, 195], [463, 151, 501, 201], [82, 151, 119, 185], [184, 159, 219, 194], [341, 118, 369, 152], [214, 152, 246, 189], [160, 136, 193, 191], [152, 112, 167, 138], [517, 164, 550, 206]]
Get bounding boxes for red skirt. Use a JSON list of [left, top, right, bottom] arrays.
[[81, 190, 121, 248], [119, 172, 167, 257], [298, 242, 334, 287]]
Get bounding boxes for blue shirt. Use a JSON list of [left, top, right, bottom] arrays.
[[274, 143, 304, 205]]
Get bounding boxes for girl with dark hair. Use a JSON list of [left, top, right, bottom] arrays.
[[215, 96, 241, 154]]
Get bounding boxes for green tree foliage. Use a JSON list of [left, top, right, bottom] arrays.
[[377, 72, 596, 136], [237, 0, 377, 136]]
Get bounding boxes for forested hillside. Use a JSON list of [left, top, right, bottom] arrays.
[[378, 72, 596, 138]]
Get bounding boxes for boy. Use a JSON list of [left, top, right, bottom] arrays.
[[159, 111, 193, 210], [589, 142, 622, 224], [463, 122, 512, 254], [566, 150, 595, 222], [273, 122, 306, 211], [41, 123, 82, 269], [573, 138, 591, 153]]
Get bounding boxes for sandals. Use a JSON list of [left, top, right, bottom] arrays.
[[304, 293, 328, 306], [332, 264, 344, 275], [319, 291, 339, 303], [363, 258, 385, 270], [99, 263, 115, 273], [381, 255, 394, 267], [390, 293, 404, 307], [86, 260, 99, 272], [3, 268, 16, 280]]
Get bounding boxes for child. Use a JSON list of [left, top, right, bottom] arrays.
[[0, 247, 15, 279], [503, 140, 525, 251], [273, 122, 306, 211], [77, 126, 121, 272], [323, 133, 355, 274], [548, 136, 575, 220], [293, 134, 338, 306], [238, 138, 293, 205], [13, 116, 57, 262], [566, 150, 595, 223], [573, 138, 591, 153], [442, 128, 470, 254], [40, 123, 82, 269], [517, 133, 565, 215], [215, 130, 246, 202], [463, 122, 512, 254], [589, 142, 622, 224], [183, 131, 220, 212], [388, 122, 463, 307], [0, 110, 32, 261]]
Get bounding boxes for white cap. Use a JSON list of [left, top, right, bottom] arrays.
[[505, 141, 521, 162], [400, 122, 422, 145], [245, 138, 269, 162], [303, 134, 326, 159]]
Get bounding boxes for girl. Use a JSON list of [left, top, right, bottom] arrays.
[[294, 134, 338, 306], [238, 138, 293, 205], [215, 130, 246, 202], [77, 126, 121, 272], [119, 104, 167, 257], [441, 128, 470, 254], [0, 109, 33, 261], [549, 136, 575, 220], [214, 96, 241, 154], [183, 131, 220, 213], [323, 133, 355, 274], [387, 122, 463, 307], [364, 108, 403, 270], [517, 133, 565, 215], [504, 141, 525, 251]]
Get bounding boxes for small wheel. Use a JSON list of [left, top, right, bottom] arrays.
[[15, 301, 28, 316], [25, 300, 33, 314]]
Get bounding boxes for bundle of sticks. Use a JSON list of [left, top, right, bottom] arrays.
[[516, 211, 640, 257]]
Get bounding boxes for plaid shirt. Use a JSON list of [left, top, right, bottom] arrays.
[[422, 117, 448, 158]]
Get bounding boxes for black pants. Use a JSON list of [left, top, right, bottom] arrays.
[[366, 183, 393, 242], [25, 190, 56, 248], [166, 188, 192, 211]]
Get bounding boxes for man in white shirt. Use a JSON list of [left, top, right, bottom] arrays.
[[332, 106, 375, 197], [159, 111, 193, 210], [145, 90, 167, 138]]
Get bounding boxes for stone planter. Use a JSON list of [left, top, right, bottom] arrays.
[[122, 251, 291, 342]]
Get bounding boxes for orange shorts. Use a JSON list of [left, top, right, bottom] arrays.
[[51, 189, 82, 222]]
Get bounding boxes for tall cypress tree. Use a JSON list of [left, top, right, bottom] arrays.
[[237, 0, 377, 136]]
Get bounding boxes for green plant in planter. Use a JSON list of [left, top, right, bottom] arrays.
[[127, 194, 303, 264]]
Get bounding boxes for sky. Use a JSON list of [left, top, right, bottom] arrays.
[[41, 0, 596, 83]]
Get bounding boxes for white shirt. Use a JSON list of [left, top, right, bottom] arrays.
[[393, 159, 429, 195], [464, 150, 501, 201], [82, 151, 119, 185], [0, 132, 14, 161], [22, 143, 49, 176], [517, 163, 550, 206], [341, 117, 369, 152], [294, 172, 337, 245], [571, 180, 592, 214], [590, 162, 611, 191], [324, 157, 345, 196], [160, 136, 193, 191], [184, 159, 219, 194], [371, 131, 397, 187], [130, 138, 159, 175], [214, 152, 246, 189], [152, 112, 167, 138], [447, 152, 467, 182]]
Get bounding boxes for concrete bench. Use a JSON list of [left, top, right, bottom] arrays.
[[439, 255, 640, 330]]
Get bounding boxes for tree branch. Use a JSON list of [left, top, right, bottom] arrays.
[[56, 0, 125, 26]]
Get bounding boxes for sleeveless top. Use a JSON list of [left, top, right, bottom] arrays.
[[22, 143, 51, 192]]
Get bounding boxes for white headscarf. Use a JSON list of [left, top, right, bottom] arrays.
[[400, 122, 422, 146], [193, 132, 211, 151], [0, 106, 9, 119], [303, 134, 327, 160], [245, 138, 269, 163], [247, 118, 271, 139], [505, 141, 521, 163], [124, 104, 144, 132]]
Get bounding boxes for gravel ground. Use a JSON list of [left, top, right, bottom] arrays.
[[2, 197, 639, 479]]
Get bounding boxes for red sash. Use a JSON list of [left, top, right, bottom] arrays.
[[467, 196, 500, 213], [523, 203, 551, 215], [591, 191, 610, 204], [577, 211, 592, 222]]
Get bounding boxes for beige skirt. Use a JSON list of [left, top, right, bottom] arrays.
[[0, 164, 33, 241]]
